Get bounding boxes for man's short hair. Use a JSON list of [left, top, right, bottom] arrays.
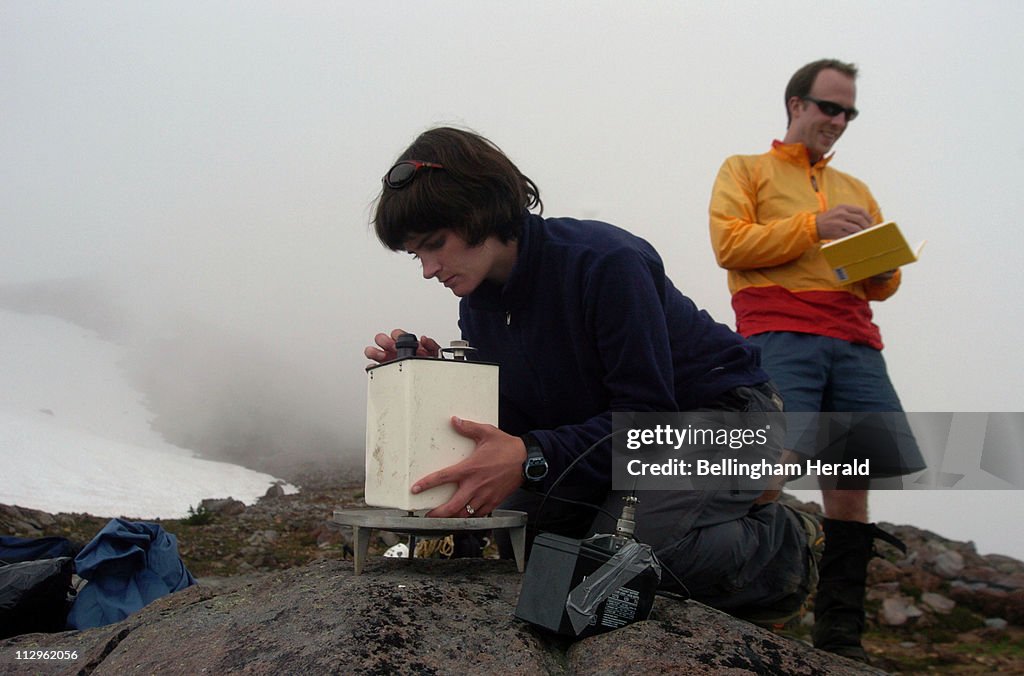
[[784, 59, 858, 126], [373, 127, 542, 251]]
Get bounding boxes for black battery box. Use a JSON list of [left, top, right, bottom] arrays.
[[514, 532, 659, 638]]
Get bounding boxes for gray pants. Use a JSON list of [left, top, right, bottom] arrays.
[[592, 490, 810, 615], [501, 384, 813, 617]]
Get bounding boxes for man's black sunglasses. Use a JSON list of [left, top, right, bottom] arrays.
[[382, 160, 445, 189], [802, 96, 859, 122]]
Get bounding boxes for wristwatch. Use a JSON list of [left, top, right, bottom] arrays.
[[521, 433, 549, 487]]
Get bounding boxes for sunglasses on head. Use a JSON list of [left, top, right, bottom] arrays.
[[382, 160, 445, 189], [802, 96, 859, 122]]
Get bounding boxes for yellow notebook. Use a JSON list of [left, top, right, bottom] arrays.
[[820, 221, 925, 284]]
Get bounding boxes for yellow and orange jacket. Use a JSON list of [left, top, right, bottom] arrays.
[[709, 141, 901, 350]]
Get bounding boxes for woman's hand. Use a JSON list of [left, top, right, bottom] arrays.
[[412, 417, 528, 518], [364, 328, 441, 363]]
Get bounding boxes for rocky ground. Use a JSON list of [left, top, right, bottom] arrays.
[[3, 457, 1023, 674]]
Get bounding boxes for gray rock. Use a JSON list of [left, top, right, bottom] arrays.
[[948, 584, 1024, 624], [931, 548, 965, 578], [879, 596, 923, 626], [568, 600, 884, 675], [920, 591, 956, 614], [0, 504, 56, 534], [199, 497, 246, 516], [246, 529, 280, 546], [866, 581, 900, 601], [0, 559, 883, 675]]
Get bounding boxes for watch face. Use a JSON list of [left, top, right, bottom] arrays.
[[525, 457, 548, 480]]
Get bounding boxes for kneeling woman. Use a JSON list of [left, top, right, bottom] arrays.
[[363, 126, 816, 621]]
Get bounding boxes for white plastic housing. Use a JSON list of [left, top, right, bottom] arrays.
[[365, 357, 499, 511]]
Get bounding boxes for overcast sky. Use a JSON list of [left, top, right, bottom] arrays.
[[3, 2, 1022, 474]]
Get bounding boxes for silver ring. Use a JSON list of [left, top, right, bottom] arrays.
[[465, 504, 476, 515]]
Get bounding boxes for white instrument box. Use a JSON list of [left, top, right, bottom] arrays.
[[364, 352, 498, 511]]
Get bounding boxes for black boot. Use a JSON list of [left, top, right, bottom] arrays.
[[812, 518, 906, 662]]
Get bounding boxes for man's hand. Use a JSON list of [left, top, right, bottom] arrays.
[[412, 417, 527, 518], [363, 328, 441, 364], [816, 204, 874, 240]]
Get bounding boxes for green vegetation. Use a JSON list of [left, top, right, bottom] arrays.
[[181, 504, 214, 526], [931, 606, 986, 638], [951, 635, 1024, 658]]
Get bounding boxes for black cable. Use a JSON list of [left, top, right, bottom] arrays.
[[540, 493, 618, 524], [651, 552, 692, 601], [534, 427, 625, 531], [528, 427, 692, 601]]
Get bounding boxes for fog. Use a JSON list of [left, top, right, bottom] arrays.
[[0, 308, 295, 517], [3, 1, 1023, 483]]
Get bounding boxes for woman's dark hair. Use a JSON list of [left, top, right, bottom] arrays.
[[373, 127, 542, 250]]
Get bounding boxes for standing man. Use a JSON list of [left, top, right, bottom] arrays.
[[708, 59, 924, 661]]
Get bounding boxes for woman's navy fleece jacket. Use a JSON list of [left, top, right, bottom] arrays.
[[459, 213, 767, 492]]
